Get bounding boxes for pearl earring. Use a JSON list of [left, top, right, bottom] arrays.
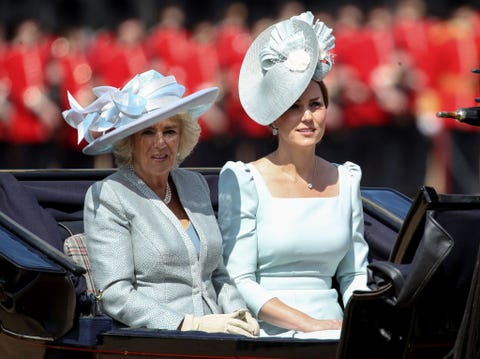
[[272, 127, 278, 136]]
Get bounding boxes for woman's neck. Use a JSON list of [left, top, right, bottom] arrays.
[[131, 165, 170, 194], [272, 146, 316, 177]]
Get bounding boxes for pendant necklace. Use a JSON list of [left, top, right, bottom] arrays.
[[163, 181, 172, 204], [307, 158, 316, 190]]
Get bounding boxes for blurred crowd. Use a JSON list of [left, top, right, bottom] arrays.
[[0, 0, 479, 196]]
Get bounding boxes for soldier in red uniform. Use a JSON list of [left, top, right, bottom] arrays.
[[368, 5, 431, 196], [334, 5, 392, 188], [91, 18, 150, 89], [392, 0, 438, 90], [146, 5, 192, 91], [3, 18, 61, 169]]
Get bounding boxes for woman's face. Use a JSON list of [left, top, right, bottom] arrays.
[[274, 81, 327, 148], [131, 117, 181, 182]]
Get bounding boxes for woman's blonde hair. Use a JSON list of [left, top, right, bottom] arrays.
[[112, 112, 201, 168]]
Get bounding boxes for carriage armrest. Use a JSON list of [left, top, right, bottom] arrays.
[[0, 211, 85, 275], [367, 261, 406, 302]]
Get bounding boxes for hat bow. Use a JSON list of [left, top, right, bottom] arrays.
[[62, 70, 185, 144]]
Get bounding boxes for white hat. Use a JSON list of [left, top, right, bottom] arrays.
[[238, 11, 335, 126], [62, 70, 218, 155]]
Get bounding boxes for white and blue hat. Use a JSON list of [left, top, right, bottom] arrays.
[[62, 70, 218, 155], [238, 11, 335, 126]]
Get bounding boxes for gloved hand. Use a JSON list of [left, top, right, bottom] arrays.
[[234, 308, 260, 336], [181, 309, 259, 337]]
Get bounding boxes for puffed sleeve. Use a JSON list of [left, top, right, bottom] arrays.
[[218, 161, 276, 317], [336, 161, 370, 307]]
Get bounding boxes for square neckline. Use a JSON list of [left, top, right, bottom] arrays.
[[246, 162, 342, 199]]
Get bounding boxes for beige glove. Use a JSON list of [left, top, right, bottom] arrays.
[[181, 309, 259, 337], [235, 309, 260, 336]]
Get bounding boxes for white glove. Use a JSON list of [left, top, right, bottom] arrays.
[[181, 309, 259, 337]]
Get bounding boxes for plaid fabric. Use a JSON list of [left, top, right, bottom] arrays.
[[64, 233, 96, 295]]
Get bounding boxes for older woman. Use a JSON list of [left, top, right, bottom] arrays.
[[62, 70, 259, 336], [218, 12, 369, 339]]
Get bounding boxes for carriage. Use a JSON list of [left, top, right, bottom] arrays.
[[0, 164, 479, 358]]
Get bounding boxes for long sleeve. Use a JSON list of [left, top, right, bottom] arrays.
[[211, 258, 249, 314], [335, 162, 370, 306], [218, 161, 276, 316]]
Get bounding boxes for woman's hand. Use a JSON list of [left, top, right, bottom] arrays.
[[259, 297, 342, 333], [180, 309, 259, 337], [301, 317, 342, 332], [235, 308, 260, 336]]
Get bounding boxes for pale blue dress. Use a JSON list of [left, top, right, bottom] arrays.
[[218, 160, 369, 339]]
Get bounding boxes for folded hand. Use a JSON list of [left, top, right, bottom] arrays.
[[181, 309, 259, 337]]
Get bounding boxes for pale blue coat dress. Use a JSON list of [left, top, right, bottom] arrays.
[[218, 161, 369, 339]]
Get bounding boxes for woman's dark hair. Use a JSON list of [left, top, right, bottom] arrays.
[[317, 80, 329, 108]]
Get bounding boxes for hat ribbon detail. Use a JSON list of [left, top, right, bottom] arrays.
[[62, 71, 185, 144], [260, 22, 311, 74], [292, 11, 335, 81]]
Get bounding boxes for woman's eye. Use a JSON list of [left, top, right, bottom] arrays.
[[141, 129, 155, 135], [164, 129, 178, 139]]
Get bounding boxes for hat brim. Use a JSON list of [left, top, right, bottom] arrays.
[[82, 87, 218, 155], [238, 19, 319, 126]]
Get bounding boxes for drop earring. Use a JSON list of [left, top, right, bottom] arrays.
[[272, 127, 278, 136]]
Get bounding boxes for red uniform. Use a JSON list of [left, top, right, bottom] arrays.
[[3, 37, 57, 144], [90, 24, 150, 89], [335, 24, 390, 129], [146, 25, 193, 92], [216, 22, 269, 139], [393, 15, 438, 89]]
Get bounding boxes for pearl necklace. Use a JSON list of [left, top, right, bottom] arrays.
[[163, 181, 172, 204]]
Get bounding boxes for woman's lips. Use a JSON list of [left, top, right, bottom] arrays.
[[297, 128, 315, 134], [151, 153, 168, 160]]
